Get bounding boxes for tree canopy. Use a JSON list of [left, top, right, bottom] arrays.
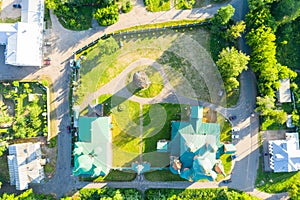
[[216, 47, 249, 92]]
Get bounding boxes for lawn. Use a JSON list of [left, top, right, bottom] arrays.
[[97, 94, 141, 167], [76, 27, 219, 105], [218, 113, 232, 142], [144, 170, 187, 181], [0, 154, 10, 183], [126, 65, 164, 98], [256, 157, 300, 194], [87, 170, 137, 182]]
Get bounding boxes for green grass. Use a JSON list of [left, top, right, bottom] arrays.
[[256, 157, 300, 193], [76, 27, 214, 104], [144, 0, 170, 12], [144, 170, 187, 181], [216, 154, 232, 181], [97, 95, 141, 167], [0, 17, 21, 23], [0, 155, 10, 183], [226, 88, 240, 107], [115, 19, 208, 33], [218, 113, 232, 142], [92, 170, 137, 182], [126, 65, 164, 98]]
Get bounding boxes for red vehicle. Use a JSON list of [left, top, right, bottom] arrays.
[[44, 60, 51, 65]]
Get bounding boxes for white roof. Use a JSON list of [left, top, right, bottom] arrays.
[[7, 143, 44, 190], [0, 24, 17, 44], [0, 0, 44, 67], [278, 78, 291, 103], [269, 133, 300, 172], [5, 22, 42, 66]]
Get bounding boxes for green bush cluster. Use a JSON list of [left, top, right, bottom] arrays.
[[122, 0, 133, 13], [0, 189, 54, 200], [79, 188, 142, 200], [144, 0, 170, 12], [145, 188, 260, 199], [175, 0, 195, 9], [94, 4, 119, 26]]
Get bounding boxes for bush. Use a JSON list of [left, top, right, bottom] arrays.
[[122, 0, 133, 13], [94, 4, 119, 26], [144, 0, 170, 12], [175, 0, 195, 9]]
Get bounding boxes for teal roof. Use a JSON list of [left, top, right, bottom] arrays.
[[73, 116, 112, 177], [191, 106, 203, 119], [171, 115, 220, 147], [169, 106, 221, 181]]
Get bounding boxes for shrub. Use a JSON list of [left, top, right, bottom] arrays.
[[94, 4, 119, 26], [175, 0, 195, 9], [122, 0, 133, 13], [144, 0, 170, 12]]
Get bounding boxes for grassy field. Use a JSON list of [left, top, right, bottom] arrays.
[[76, 27, 220, 105], [126, 65, 164, 98]]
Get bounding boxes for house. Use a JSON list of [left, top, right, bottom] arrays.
[[0, 0, 44, 67], [7, 143, 45, 190], [278, 78, 292, 103], [269, 132, 300, 172], [73, 116, 112, 177], [169, 106, 229, 181]]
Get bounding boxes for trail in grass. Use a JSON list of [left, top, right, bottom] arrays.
[[139, 104, 143, 163]]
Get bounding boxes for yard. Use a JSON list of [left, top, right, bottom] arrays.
[[256, 156, 300, 194], [75, 27, 225, 106]]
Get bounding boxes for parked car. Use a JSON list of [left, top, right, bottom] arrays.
[[69, 59, 74, 68], [13, 4, 21, 8], [232, 127, 240, 132], [67, 125, 71, 134], [232, 134, 239, 139], [44, 60, 51, 65], [229, 115, 237, 120], [222, 179, 232, 184], [44, 42, 52, 46]]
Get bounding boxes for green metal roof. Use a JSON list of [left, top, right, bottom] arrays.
[[73, 116, 112, 177]]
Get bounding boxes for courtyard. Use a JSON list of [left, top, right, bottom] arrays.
[[71, 27, 234, 182]]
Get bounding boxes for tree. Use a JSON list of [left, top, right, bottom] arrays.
[[226, 21, 246, 40], [94, 4, 119, 26], [255, 95, 275, 115], [97, 37, 119, 55], [212, 4, 235, 26], [278, 65, 297, 80], [216, 47, 249, 92]]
